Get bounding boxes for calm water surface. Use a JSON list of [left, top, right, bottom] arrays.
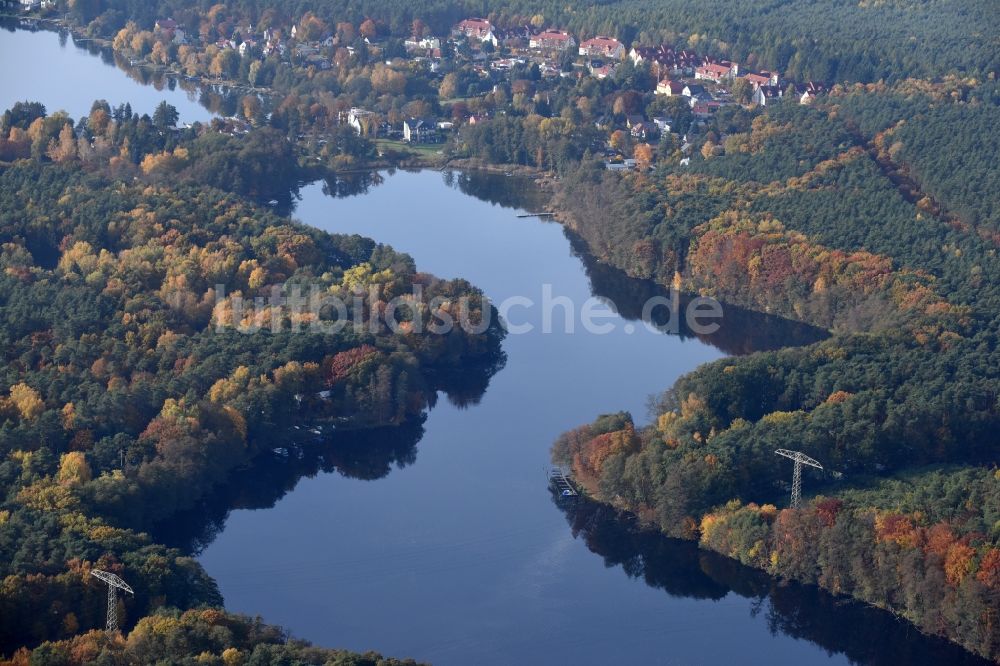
[[188, 170, 980, 666], [2, 25, 989, 665], [0, 21, 218, 122]]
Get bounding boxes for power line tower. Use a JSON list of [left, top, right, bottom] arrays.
[[90, 569, 133, 633], [774, 449, 823, 509]]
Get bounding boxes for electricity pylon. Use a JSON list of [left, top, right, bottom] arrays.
[[775, 449, 823, 509], [90, 569, 133, 632]]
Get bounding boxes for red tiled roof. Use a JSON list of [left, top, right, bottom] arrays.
[[457, 18, 492, 33], [581, 36, 622, 50], [697, 63, 731, 76], [536, 29, 572, 42]]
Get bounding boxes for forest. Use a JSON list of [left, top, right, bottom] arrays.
[[0, 102, 504, 660], [552, 80, 1000, 661], [2, 608, 421, 665]]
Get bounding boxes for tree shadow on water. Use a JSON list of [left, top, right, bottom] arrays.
[[552, 494, 991, 666]]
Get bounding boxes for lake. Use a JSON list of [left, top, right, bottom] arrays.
[[1, 24, 990, 666], [0, 19, 227, 123], [178, 169, 977, 666]]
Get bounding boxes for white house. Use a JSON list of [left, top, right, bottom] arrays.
[[799, 82, 825, 105], [238, 40, 258, 57], [752, 85, 783, 107], [403, 118, 438, 143], [405, 36, 441, 51], [682, 84, 706, 98], [587, 60, 617, 79], [347, 107, 375, 135], [652, 116, 674, 133]]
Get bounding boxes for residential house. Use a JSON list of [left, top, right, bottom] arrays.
[[155, 18, 177, 32], [587, 60, 617, 79], [347, 108, 375, 135], [629, 45, 698, 77], [605, 158, 637, 171], [630, 121, 657, 140], [655, 79, 685, 96], [799, 81, 826, 105], [694, 60, 737, 83], [454, 18, 497, 45], [579, 36, 624, 59], [238, 39, 259, 57], [752, 85, 783, 106], [538, 61, 562, 77], [155, 18, 188, 45], [404, 36, 441, 52], [403, 118, 439, 143], [593, 115, 614, 130], [305, 54, 331, 70], [628, 46, 657, 66], [496, 25, 531, 47], [491, 57, 525, 72], [744, 70, 780, 88], [530, 29, 575, 51], [682, 84, 706, 98], [652, 116, 674, 133], [691, 100, 722, 118]]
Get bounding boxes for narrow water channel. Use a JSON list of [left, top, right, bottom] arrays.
[[186, 170, 978, 665]]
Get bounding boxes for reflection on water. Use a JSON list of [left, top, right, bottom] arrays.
[[319, 170, 388, 199], [449, 169, 829, 355], [553, 494, 992, 666], [155, 420, 426, 553], [448, 170, 550, 212], [155, 348, 505, 552], [196, 169, 978, 665], [320, 168, 828, 356], [0, 19, 250, 121], [568, 232, 830, 354]]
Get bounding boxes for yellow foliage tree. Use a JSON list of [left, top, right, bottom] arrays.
[[57, 452, 93, 487], [8, 383, 44, 421], [47, 124, 77, 163], [634, 143, 654, 170]]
